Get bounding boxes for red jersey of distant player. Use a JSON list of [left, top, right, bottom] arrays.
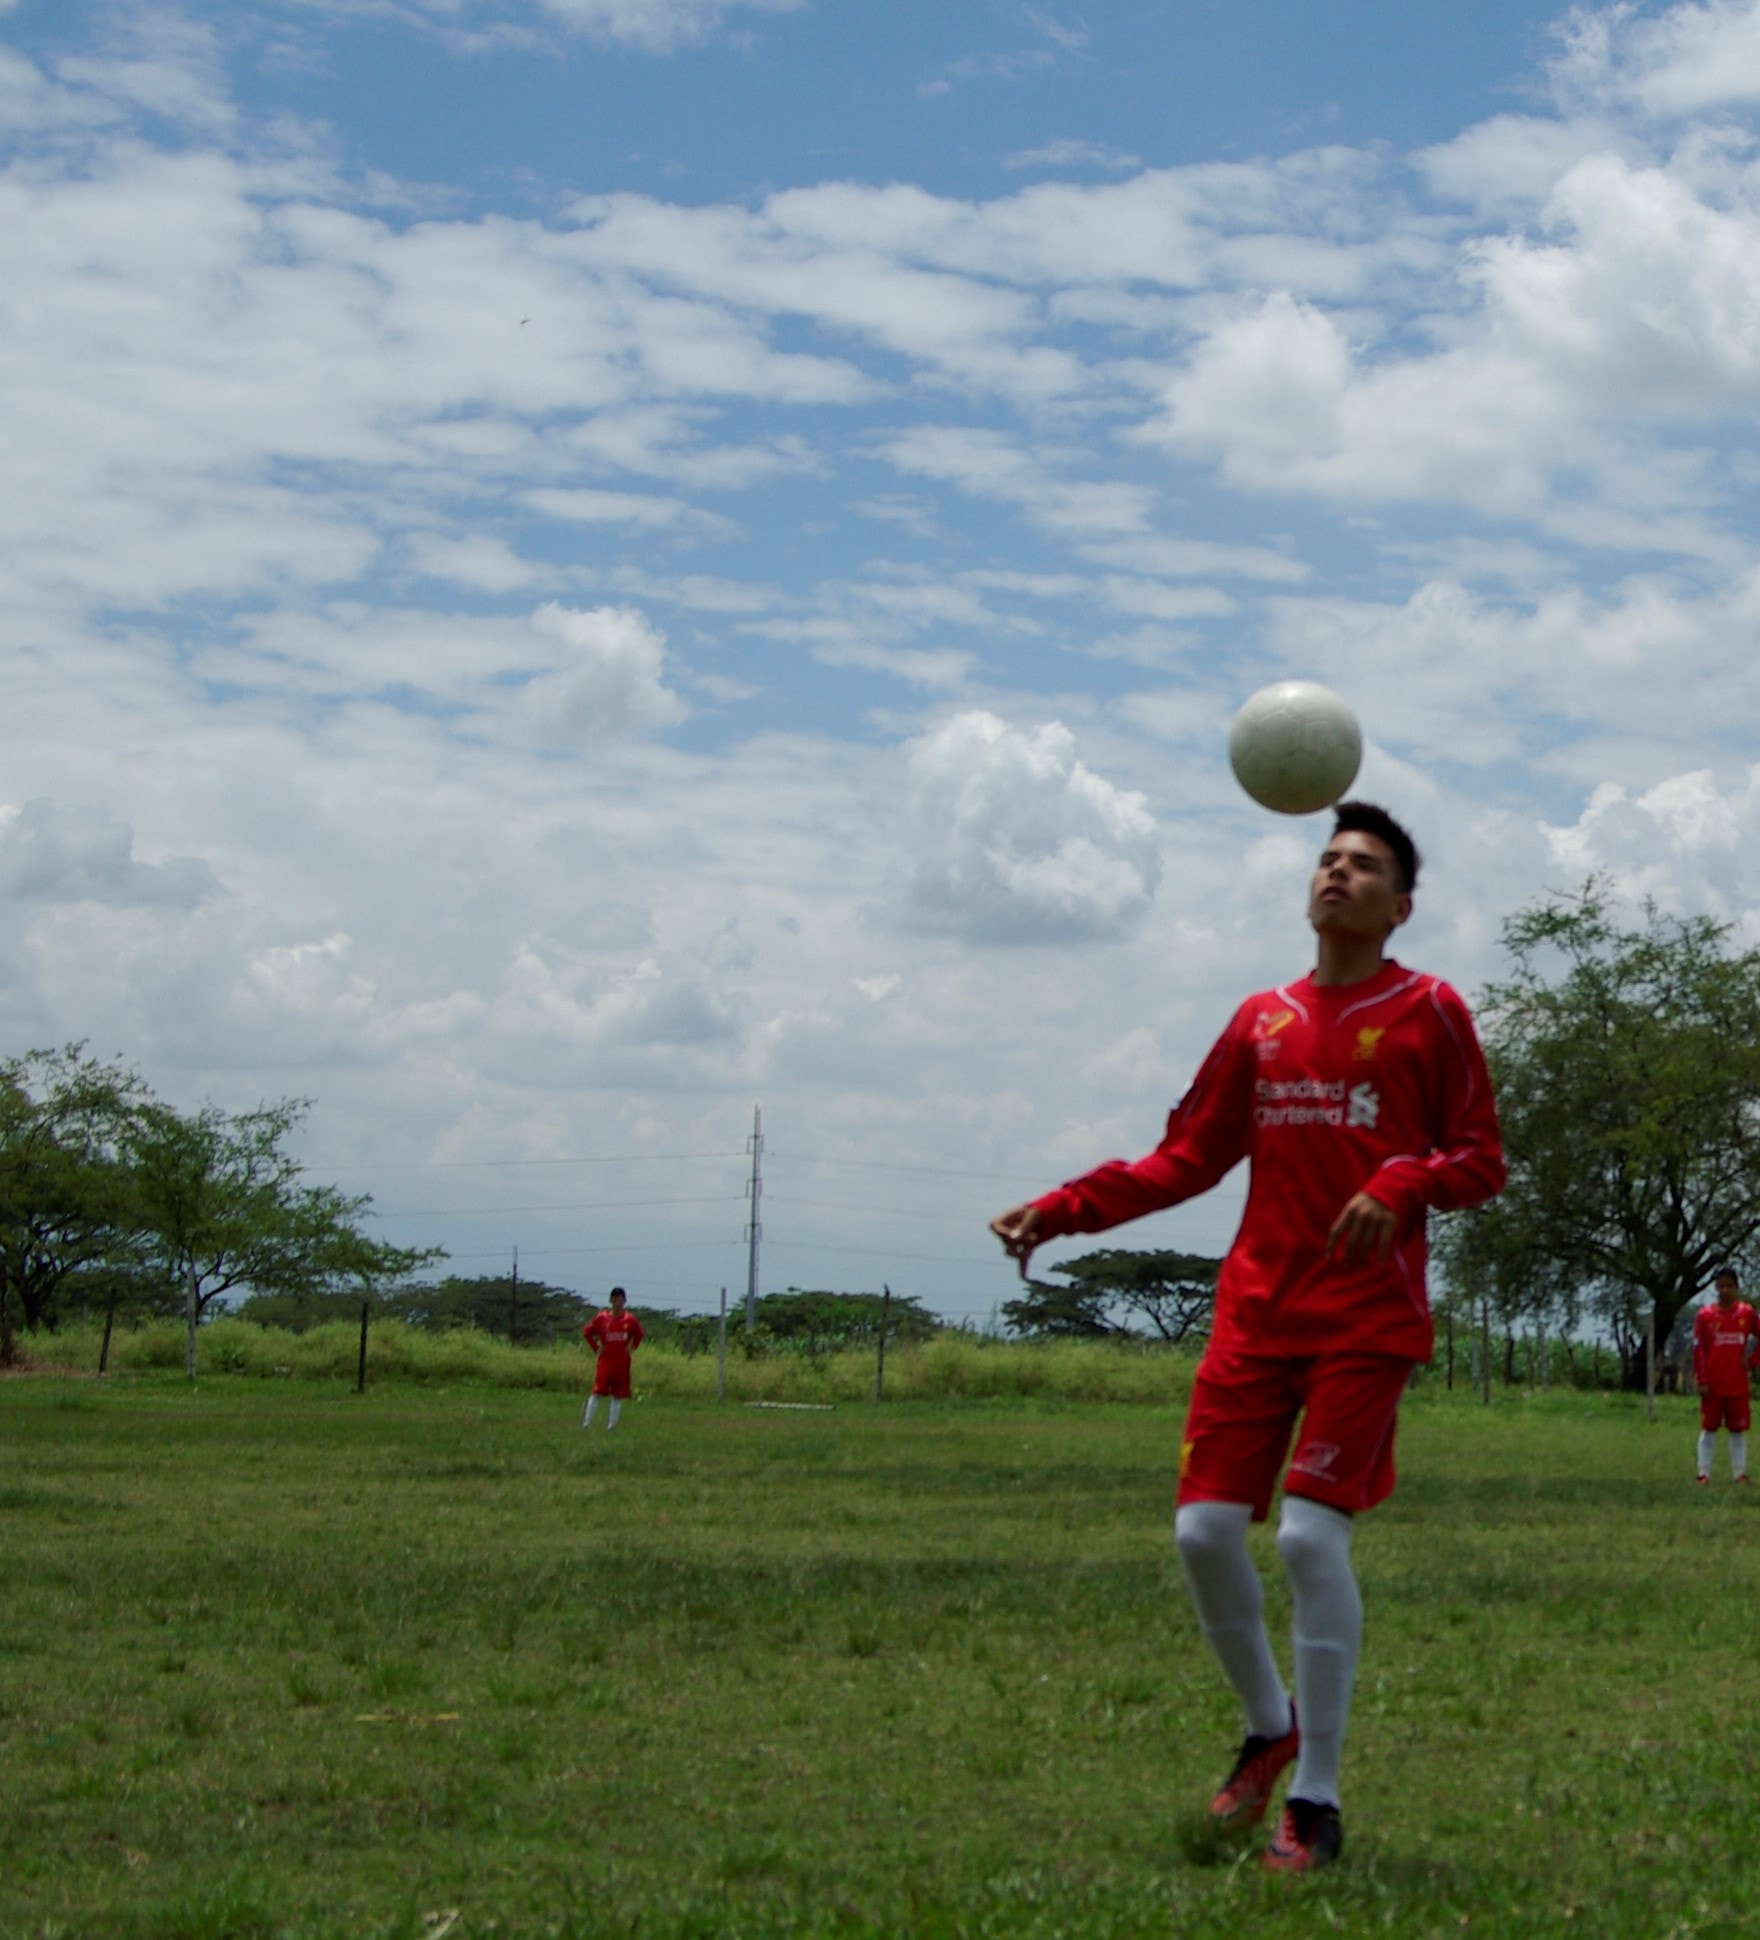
[[1694, 1298, 1759, 1426], [1028, 961, 1505, 1363], [584, 1301, 645, 1398]]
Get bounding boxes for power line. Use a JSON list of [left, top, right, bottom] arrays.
[[771, 1197, 996, 1225], [317, 1149, 745, 1172], [769, 1153, 1042, 1183], [766, 1239, 1010, 1269], [313, 1148, 1039, 1183], [370, 1194, 747, 1218], [440, 1238, 740, 1262]]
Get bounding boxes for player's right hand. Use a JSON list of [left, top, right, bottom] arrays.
[[989, 1204, 1042, 1279]]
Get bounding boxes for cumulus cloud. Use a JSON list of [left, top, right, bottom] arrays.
[[0, 800, 218, 909], [515, 603, 688, 741], [1542, 766, 1760, 919], [894, 712, 1161, 944]]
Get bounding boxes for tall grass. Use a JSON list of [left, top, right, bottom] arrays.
[[18, 1318, 1199, 1406]]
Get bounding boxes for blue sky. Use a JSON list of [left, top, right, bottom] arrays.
[[6, 0, 1760, 1320]]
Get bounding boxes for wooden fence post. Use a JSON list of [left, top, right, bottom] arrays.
[[1646, 1307, 1657, 1422], [875, 1284, 892, 1402], [716, 1286, 727, 1404]]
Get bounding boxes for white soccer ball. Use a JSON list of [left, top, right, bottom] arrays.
[[1228, 681, 1362, 815]]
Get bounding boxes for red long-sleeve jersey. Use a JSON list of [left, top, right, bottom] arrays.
[[1030, 960, 1505, 1362], [1694, 1301, 1759, 1397]]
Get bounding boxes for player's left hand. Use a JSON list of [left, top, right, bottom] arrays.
[[1327, 1191, 1398, 1265]]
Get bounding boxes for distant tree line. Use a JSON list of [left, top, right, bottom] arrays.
[[237, 1281, 944, 1356], [0, 1045, 437, 1378]]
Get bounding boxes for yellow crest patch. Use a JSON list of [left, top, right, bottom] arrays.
[[1353, 1026, 1386, 1061]]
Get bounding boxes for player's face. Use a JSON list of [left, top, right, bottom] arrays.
[[1307, 829, 1411, 942], [1717, 1275, 1739, 1308]]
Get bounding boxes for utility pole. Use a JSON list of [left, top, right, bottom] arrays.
[[509, 1245, 519, 1347], [744, 1105, 763, 1332]]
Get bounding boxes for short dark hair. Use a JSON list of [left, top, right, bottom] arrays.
[[1331, 801, 1420, 895], [1715, 1267, 1740, 1286], [610, 1285, 628, 1300]]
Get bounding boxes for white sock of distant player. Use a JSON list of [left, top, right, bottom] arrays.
[[583, 1395, 599, 1429], [1731, 1431, 1748, 1479], [608, 1398, 623, 1430], [1277, 1496, 1361, 1810], [1174, 1501, 1293, 1741], [1699, 1429, 1716, 1478]]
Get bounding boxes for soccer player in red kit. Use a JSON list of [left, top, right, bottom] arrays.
[[990, 803, 1504, 1872], [582, 1286, 644, 1431], [1693, 1268, 1759, 1484]]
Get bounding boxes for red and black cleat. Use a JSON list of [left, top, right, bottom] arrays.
[[1264, 1797, 1343, 1874], [1207, 1710, 1299, 1826]]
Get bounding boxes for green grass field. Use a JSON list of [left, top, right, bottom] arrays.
[[2, 1370, 1754, 1939]]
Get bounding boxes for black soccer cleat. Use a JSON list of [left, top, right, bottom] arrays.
[[1264, 1796, 1343, 1873]]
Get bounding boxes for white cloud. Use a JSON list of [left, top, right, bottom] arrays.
[[346, 0, 805, 53], [527, 0, 804, 48], [877, 425, 1155, 536], [516, 603, 689, 740], [1554, 0, 1760, 116], [0, 800, 219, 909], [1542, 766, 1760, 918], [525, 488, 702, 527], [894, 711, 1161, 944], [1004, 139, 1142, 173], [810, 641, 976, 689]]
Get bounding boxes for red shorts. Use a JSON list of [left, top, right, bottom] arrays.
[[1178, 1349, 1415, 1521], [1701, 1391, 1751, 1433], [592, 1356, 632, 1399]]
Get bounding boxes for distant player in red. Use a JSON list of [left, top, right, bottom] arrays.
[[991, 803, 1504, 1873], [582, 1286, 644, 1431], [1693, 1268, 1758, 1484]]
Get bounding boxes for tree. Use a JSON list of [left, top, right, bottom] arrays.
[[1004, 1249, 1222, 1342], [1438, 885, 1760, 1385], [0, 1046, 146, 1360], [373, 1275, 591, 1339], [124, 1098, 438, 1381], [733, 1289, 938, 1355]]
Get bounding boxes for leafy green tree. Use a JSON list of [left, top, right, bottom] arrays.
[[375, 1274, 591, 1340], [1004, 1249, 1221, 1342], [0, 1046, 146, 1359], [124, 1098, 437, 1381], [1439, 885, 1760, 1385], [732, 1289, 939, 1355]]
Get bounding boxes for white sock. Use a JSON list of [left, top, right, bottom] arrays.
[[583, 1394, 598, 1428], [608, 1398, 623, 1430], [1699, 1430, 1716, 1478], [1174, 1501, 1293, 1742], [1277, 1496, 1361, 1811], [1732, 1432, 1748, 1480]]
